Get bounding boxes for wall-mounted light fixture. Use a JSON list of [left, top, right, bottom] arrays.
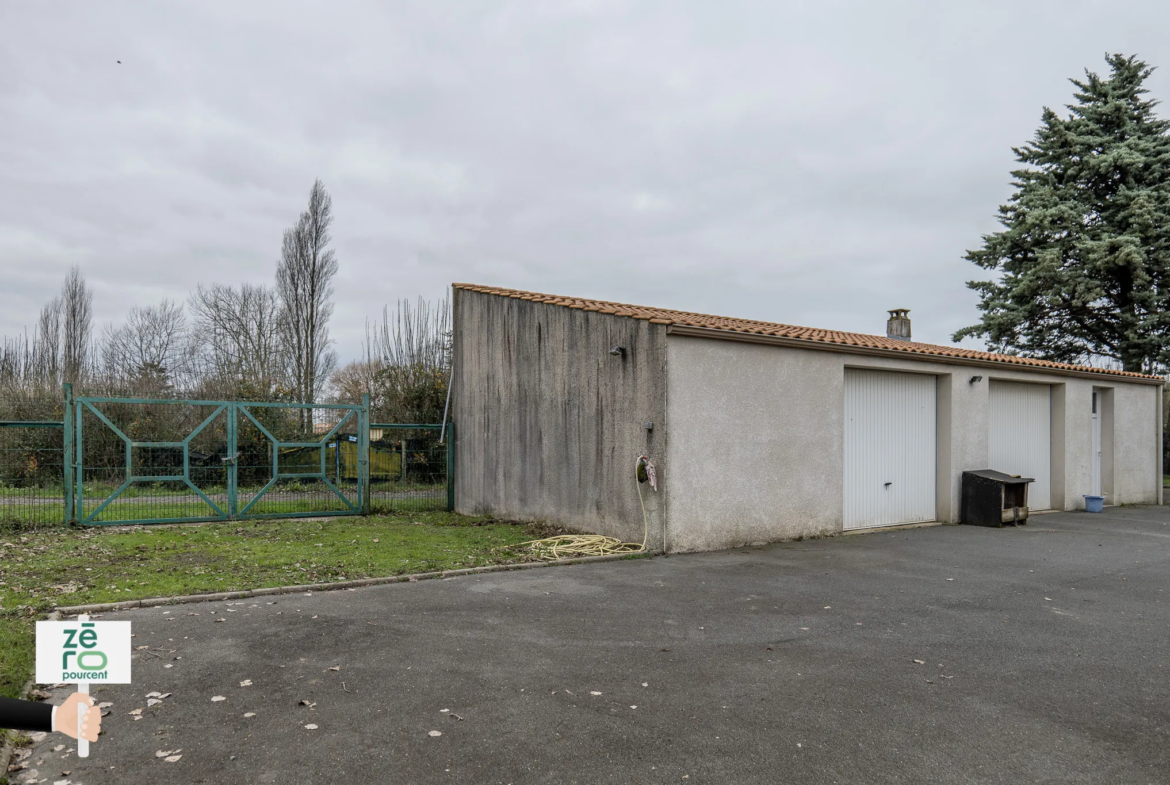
[[609, 346, 625, 357], [970, 375, 983, 384]]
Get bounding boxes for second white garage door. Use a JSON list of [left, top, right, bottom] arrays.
[[989, 381, 1052, 510], [844, 369, 937, 530]]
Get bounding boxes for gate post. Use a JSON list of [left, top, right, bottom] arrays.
[[63, 383, 75, 526], [227, 404, 238, 519], [360, 393, 371, 514]]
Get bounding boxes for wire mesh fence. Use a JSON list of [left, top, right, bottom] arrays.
[[0, 421, 66, 529], [370, 424, 451, 512], [0, 388, 452, 527], [0, 394, 66, 530]]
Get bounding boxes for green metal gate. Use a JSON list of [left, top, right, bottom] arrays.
[[0, 386, 456, 528], [72, 395, 369, 526]]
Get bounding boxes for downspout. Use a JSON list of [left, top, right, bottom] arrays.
[[440, 285, 455, 445], [439, 362, 453, 445]]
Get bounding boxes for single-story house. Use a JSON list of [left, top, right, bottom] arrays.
[[451, 283, 1164, 553]]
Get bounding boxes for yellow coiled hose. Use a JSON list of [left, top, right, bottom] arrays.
[[520, 456, 653, 559]]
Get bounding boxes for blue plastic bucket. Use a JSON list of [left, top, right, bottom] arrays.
[[1083, 495, 1104, 513]]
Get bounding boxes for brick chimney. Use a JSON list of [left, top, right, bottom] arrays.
[[886, 309, 911, 341]]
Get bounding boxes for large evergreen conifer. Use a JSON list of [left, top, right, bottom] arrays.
[[955, 54, 1170, 373]]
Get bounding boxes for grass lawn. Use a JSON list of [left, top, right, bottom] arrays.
[[0, 511, 555, 703]]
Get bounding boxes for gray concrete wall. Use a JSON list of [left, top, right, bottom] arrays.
[[452, 289, 667, 547], [1112, 382, 1160, 505], [665, 335, 1162, 552]]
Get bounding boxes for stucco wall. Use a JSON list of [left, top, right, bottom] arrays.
[[662, 337, 844, 551], [665, 335, 1162, 552], [1112, 383, 1160, 505], [452, 289, 668, 547]]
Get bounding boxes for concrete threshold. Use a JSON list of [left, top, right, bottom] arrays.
[[844, 508, 1070, 534], [843, 521, 946, 536]]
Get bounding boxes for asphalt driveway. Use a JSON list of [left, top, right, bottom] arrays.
[[14, 506, 1170, 784]]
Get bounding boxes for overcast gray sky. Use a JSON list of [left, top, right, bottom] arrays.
[[3, 0, 1169, 362]]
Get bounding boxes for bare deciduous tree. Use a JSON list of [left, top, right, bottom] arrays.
[[1, 267, 94, 415], [277, 179, 339, 423], [34, 298, 61, 385], [365, 295, 450, 422], [0, 332, 35, 392], [0, 195, 467, 429], [188, 282, 285, 394], [5, 267, 93, 391], [60, 266, 93, 385], [0, 331, 63, 419], [329, 359, 384, 406], [100, 299, 190, 394]]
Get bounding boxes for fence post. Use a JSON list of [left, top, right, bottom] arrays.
[[360, 393, 371, 514], [63, 383, 75, 526], [446, 421, 455, 512], [227, 404, 238, 518]]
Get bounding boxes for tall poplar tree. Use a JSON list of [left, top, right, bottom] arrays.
[[954, 54, 1170, 373], [277, 179, 339, 425]]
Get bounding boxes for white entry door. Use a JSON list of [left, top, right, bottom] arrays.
[[989, 381, 1052, 510], [844, 369, 937, 530]]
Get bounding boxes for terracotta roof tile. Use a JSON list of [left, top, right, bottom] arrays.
[[453, 284, 1162, 381]]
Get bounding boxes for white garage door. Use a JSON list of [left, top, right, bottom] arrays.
[[844, 369, 937, 530], [989, 381, 1052, 510]]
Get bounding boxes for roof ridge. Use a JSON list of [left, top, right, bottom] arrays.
[[452, 283, 1164, 381]]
